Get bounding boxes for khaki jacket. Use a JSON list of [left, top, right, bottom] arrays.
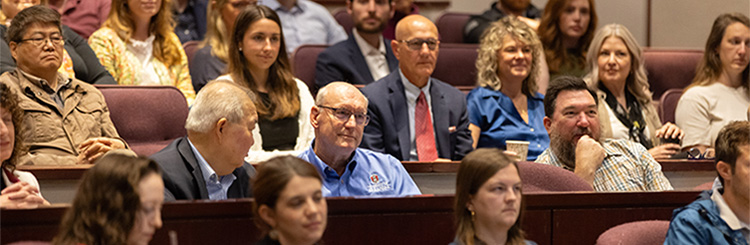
[[596, 89, 664, 146], [1, 68, 126, 165]]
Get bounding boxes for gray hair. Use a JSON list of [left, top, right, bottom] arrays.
[[583, 23, 652, 103], [315, 82, 368, 106], [185, 80, 257, 133]]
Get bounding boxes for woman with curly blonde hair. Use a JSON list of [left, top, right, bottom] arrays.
[[89, 0, 196, 104], [466, 17, 549, 161], [583, 23, 683, 159]]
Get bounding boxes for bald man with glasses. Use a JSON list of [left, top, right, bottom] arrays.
[[298, 82, 421, 197], [360, 15, 473, 162]]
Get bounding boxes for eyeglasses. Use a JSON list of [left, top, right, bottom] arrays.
[[18, 36, 64, 47], [397, 38, 439, 51], [318, 105, 370, 125]]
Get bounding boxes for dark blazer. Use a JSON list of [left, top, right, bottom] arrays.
[[150, 137, 256, 201], [0, 24, 116, 84], [314, 35, 398, 89], [360, 71, 473, 161]]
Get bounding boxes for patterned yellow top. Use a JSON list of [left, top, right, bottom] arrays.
[[88, 27, 195, 105]]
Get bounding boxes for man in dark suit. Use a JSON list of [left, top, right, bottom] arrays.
[[360, 15, 472, 161], [314, 0, 399, 89], [151, 81, 258, 201]]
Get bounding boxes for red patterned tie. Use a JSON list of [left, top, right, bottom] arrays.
[[415, 91, 438, 161]]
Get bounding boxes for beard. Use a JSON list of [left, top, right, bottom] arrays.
[[550, 132, 577, 169], [549, 126, 599, 169], [356, 20, 387, 34]]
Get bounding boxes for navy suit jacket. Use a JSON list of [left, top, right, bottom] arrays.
[[360, 71, 473, 161], [150, 137, 256, 201], [315, 35, 398, 89]]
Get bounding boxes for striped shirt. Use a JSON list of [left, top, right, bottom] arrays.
[[535, 139, 673, 191]]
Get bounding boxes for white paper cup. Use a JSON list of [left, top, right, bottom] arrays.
[[505, 140, 530, 161]]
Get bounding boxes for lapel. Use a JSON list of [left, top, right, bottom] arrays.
[[346, 36, 375, 83], [429, 81, 449, 158], [176, 137, 209, 199], [387, 73, 411, 160]]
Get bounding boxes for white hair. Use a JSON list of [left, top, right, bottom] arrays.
[[185, 80, 257, 133]]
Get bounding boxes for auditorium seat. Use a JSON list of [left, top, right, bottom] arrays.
[[7, 242, 51, 245], [517, 161, 594, 193], [434, 43, 478, 89], [436, 12, 471, 43], [292, 44, 329, 96], [182, 40, 201, 66], [333, 9, 353, 36], [96, 85, 189, 156], [658, 88, 683, 124], [596, 220, 670, 245], [643, 49, 702, 100]]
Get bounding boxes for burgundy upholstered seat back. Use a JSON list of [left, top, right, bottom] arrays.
[[658, 88, 683, 124], [436, 12, 471, 43], [644, 49, 702, 100], [433, 43, 478, 91], [596, 220, 670, 245], [517, 161, 594, 193], [96, 85, 189, 156], [292, 44, 328, 96]]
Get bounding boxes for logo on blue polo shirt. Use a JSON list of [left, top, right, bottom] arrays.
[[367, 172, 391, 193]]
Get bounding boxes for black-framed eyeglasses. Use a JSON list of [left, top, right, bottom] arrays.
[[397, 38, 439, 51], [18, 36, 64, 47], [318, 105, 370, 125]]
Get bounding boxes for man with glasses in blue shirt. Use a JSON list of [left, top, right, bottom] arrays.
[[298, 82, 421, 197], [360, 15, 473, 162]]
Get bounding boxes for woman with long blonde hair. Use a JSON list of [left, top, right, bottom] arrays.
[[583, 23, 684, 159], [89, 0, 195, 104]]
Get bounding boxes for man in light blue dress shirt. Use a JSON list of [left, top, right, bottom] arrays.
[[151, 81, 258, 201], [298, 82, 421, 197], [262, 0, 348, 54]]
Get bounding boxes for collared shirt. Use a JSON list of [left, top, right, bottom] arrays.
[[18, 70, 72, 110], [712, 189, 750, 243], [187, 139, 236, 200], [263, 0, 347, 54], [352, 29, 389, 81], [1, 68, 124, 165], [297, 141, 422, 197], [535, 139, 673, 191], [399, 70, 434, 161], [466, 86, 549, 160]]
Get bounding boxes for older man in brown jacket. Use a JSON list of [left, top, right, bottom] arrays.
[[0, 6, 126, 165]]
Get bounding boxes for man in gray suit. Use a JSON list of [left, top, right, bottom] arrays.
[[151, 80, 258, 201]]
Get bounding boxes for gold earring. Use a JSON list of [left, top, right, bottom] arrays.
[[470, 210, 475, 222]]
